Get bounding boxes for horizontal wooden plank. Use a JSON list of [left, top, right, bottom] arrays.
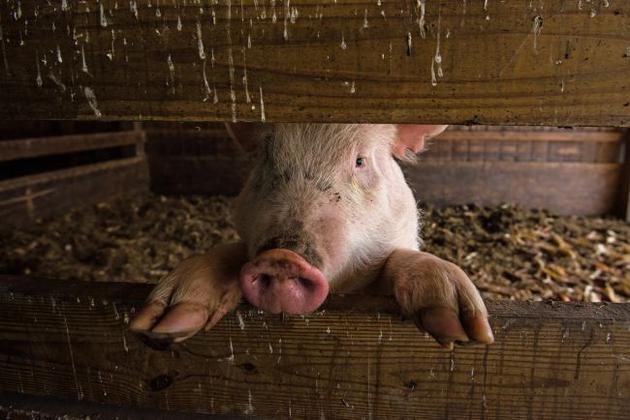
[[0, 130, 144, 162], [0, 1, 628, 125], [145, 126, 625, 160], [0, 121, 135, 141], [448, 125, 624, 133], [439, 130, 626, 143], [0, 391, 220, 420], [407, 161, 623, 216], [0, 275, 629, 419], [0, 157, 149, 225], [143, 127, 625, 214], [426, 135, 623, 163]]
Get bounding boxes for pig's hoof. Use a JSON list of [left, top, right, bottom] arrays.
[[129, 246, 246, 347], [131, 330, 178, 351], [411, 306, 493, 350], [386, 250, 494, 349], [415, 306, 469, 349]]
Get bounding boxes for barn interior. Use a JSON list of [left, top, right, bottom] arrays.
[[2, 122, 628, 303], [1, 0, 629, 418]]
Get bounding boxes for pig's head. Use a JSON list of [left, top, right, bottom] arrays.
[[228, 123, 447, 315]]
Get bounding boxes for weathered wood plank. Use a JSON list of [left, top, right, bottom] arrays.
[[0, 130, 144, 162], [0, 157, 149, 226], [407, 161, 624, 215], [439, 130, 625, 143], [0, 1, 628, 125], [0, 275, 628, 419], [0, 121, 136, 141], [144, 126, 625, 215], [428, 130, 625, 163], [0, 391, 221, 420]]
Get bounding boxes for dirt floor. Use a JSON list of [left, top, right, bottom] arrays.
[[1, 194, 628, 303]]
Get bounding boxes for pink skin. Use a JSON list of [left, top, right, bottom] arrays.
[[229, 124, 413, 295], [130, 124, 494, 349], [240, 249, 329, 314]]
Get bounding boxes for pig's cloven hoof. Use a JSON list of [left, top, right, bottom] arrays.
[[129, 245, 246, 343], [384, 249, 494, 349], [132, 329, 180, 351]]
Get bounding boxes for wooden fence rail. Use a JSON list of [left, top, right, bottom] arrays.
[[0, 275, 629, 419], [0, 130, 148, 226], [0, 1, 628, 126]]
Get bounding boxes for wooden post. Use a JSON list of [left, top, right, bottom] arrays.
[[1, 275, 629, 419]]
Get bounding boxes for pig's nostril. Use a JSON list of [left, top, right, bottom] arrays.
[[258, 273, 272, 289], [298, 277, 315, 290]]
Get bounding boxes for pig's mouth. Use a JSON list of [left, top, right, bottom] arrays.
[[239, 248, 329, 314]]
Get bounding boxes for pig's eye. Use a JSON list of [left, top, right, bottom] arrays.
[[355, 157, 366, 168]]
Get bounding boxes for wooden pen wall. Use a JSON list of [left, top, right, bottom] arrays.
[[145, 124, 629, 217], [1, 122, 627, 227]]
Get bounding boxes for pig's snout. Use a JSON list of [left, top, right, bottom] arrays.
[[239, 249, 329, 314]]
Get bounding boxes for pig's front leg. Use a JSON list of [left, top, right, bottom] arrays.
[[130, 242, 247, 344], [378, 250, 494, 349]]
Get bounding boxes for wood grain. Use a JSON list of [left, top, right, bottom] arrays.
[[429, 130, 625, 163], [406, 161, 624, 216], [0, 1, 628, 126], [144, 126, 625, 215], [0, 130, 144, 162], [0, 275, 629, 419], [0, 157, 149, 226], [0, 121, 134, 141], [0, 391, 213, 420]]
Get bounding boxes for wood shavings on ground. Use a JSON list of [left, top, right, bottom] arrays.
[[422, 204, 629, 302], [1, 195, 628, 303]]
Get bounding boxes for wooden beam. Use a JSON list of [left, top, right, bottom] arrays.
[[429, 130, 625, 163], [0, 157, 149, 226], [0, 391, 214, 420], [0, 1, 628, 126], [0, 130, 144, 162], [406, 161, 623, 216], [144, 126, 625, 214], [438, 130, 625, 144], [0, 275, 628, 419]]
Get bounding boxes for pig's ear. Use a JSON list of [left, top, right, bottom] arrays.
[[392, 125, 448, 159], [225, 123, 272, 153]]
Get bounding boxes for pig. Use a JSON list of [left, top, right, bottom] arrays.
[[130, 124, 494, 349]]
